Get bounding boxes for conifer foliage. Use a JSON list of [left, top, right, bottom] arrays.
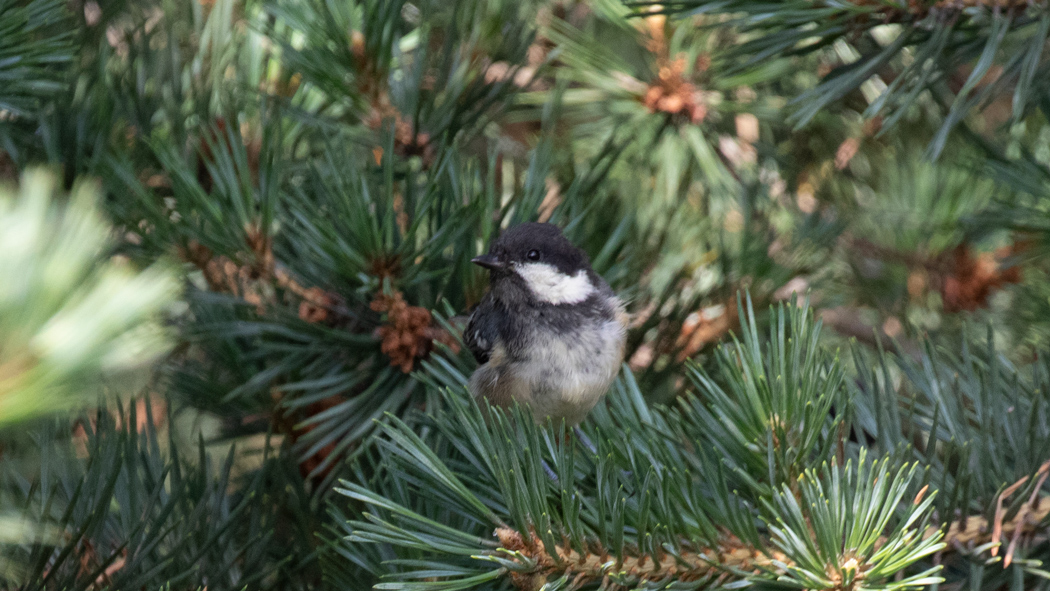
[[2, 0, 1050, 588]]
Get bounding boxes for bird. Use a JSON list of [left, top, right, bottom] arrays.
[[465, 222, 628, 426]]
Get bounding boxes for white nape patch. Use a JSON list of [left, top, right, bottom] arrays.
[[515, 262, 595, 305]]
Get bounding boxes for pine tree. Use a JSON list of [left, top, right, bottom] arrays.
[[2, 0, 1050, 589]]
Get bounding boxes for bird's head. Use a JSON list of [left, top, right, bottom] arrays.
[[472, 223, 597, 305]]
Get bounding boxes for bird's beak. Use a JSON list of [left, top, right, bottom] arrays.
[[471, 254, 505, 270]]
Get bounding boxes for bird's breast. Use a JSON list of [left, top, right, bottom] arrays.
[[520, 314, 626, 418]]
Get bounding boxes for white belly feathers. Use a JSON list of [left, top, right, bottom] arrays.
[[520, 315, 626, 424]]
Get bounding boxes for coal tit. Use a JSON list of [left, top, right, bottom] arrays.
[[465, 223, 627, 425]]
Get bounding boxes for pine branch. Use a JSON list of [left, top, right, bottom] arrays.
[[0, 0, 75, 120], [642, 0, 1050, 157], [332, 394, 944, 591], [2, 398, 321, 590], [490, 526, 780, 588]]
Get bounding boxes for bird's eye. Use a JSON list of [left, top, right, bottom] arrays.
[[526, 249, 540, 261]]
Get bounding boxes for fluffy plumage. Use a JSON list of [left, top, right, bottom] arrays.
[[465, 223, 627, 425]]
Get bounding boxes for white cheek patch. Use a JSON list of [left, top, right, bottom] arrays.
[[515, 262, 595, 305]]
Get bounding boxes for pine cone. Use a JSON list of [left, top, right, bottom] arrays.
[[371, 291, 457, 373]]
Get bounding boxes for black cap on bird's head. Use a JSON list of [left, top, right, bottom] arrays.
[[471, 223, 589, 275], [472, 223, 599, 306]]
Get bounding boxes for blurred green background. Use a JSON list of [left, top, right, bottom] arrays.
[[3, 0, 1050, 588]]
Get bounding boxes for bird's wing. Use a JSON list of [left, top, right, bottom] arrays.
[[464, 294, 498, 364]]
